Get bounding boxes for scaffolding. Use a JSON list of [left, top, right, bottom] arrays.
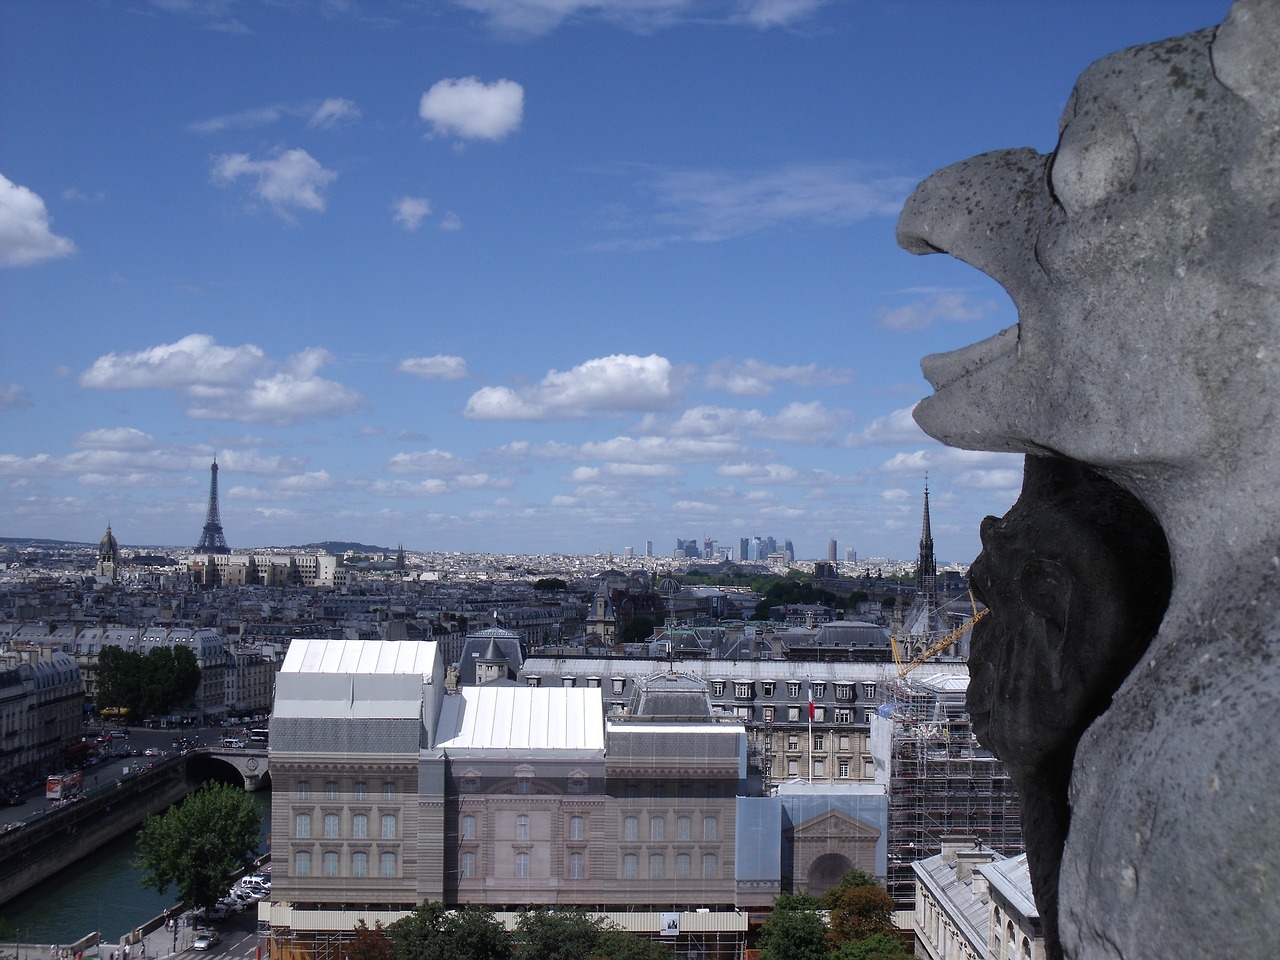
[[876, 676, 1023, 907]]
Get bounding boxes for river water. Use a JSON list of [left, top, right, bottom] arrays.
[[3, 792, 270, 947]]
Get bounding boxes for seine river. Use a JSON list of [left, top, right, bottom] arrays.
[[3, 792, 270, 947]]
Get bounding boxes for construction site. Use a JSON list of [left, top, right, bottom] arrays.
[[870, 672, 1024, 907]]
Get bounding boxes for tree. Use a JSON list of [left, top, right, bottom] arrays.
[[819, 869, 879, 910], [756, 893, 828, 960], [593, 930, 676, 960], [825, 885, 896, 946], [134, 782, 262, 909], [96, 644, 201, 719], [829, 933, 912, 960], [533, 577, 568, 591], [621, 614, 656, 644], [387, 903, 510, 960], [513, 910, 608, 960], [349, 921, 392, 960]]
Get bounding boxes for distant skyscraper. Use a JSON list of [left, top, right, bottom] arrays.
[[739, 538, 750, 561], [194, 456, 231, 554], [828, 538, 838, 562], [645, 540, 653, 558]]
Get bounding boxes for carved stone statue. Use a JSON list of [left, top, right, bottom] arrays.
[[896, 1, 1280, 956], [967, 455, 1170, 960]]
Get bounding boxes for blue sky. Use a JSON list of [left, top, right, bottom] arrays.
[[0, 0, 1228, 561]]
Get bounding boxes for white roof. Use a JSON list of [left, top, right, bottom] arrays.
[[281, 637, 437, 677], [437, 686, 605, 753]]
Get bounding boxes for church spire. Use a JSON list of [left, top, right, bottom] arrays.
[[915, 477, 938, 607]]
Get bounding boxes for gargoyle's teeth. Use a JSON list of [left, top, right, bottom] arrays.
[[921, 324, 1019, 390]]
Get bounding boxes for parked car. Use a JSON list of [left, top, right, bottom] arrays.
[[192, 930, 220, 951]]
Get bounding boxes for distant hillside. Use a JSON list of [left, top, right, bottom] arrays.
[[0, 536, 94, 548], [289, 541, 394, 554]]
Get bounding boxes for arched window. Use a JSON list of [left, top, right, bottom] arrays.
[[623, 816, 638, 840], [649, 853, 665, 879], [569, 815, 584, 840], [322, 851, 339, 876], [380, 851, 397, 877], [568, 851, 585, 878], [324, 813, 339, 838], [294, 850, 311, 876], [622, 853, 638, 879], [295, 813, 311, 838], [382, 813, 397, 839], [352, 851, 368, 877], [462, 815, 476, 839], [516, 814, 530, 840], [352, 813, 368, 838], [515, 851, 530, 878]]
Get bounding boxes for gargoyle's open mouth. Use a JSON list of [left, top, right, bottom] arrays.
[[920, 323, 1020, 392]]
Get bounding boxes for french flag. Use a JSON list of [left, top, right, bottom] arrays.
[[808, 683, 815, 720]]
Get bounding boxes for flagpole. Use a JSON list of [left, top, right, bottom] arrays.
[[807, 680, 813, 781]]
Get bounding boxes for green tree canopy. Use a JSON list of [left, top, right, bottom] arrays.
[[386, 903, 510, 960], [825, 885, 896, 946], [828, 933, 912, 960], [513, 910, 608, 960], [756, 893, 828, 960], [96, 644, 201, 719], [533, 577, 568, 591], [133, 782, 261, 909], [819, 869, 880, 910]]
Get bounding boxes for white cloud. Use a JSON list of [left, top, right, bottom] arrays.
[[397, 354, 468, 380], [618, 163, 915, 246], [845, 405, 929, 447], [392, 196, 432, 231], [387, 449, 473, 475], [876, 291, 998, 332], [80, 335, 363, 426], [439, 211, 463, 231], [452, 0, 825, 36], [80, 334, 266, 390], [189, 105, 285, 134], [419, 77, 524, 141], [705, 358, 851, 397], [0, 382, 32, 409], [733, 0, 826, 27], [309, 97, 361, 128], [211, 148, 337, 218], [73, 427, 156, 450], [747, 400, 843, 444], [0, 173, 76, 267], [578, 434, 743, 464], [464, 354, 677, 420]]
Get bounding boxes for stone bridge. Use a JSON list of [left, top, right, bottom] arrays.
[[188, 745, 271, 792]]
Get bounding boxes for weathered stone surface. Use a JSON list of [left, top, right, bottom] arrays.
[[897, 1, 1280, 957]]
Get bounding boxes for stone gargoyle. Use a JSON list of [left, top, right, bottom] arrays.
[[896, 1, 1280, 957]]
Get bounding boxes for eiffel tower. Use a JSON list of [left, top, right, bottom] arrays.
[[194, 456, 231, 553]]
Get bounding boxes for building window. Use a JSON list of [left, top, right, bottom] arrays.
[[587, 677, 600, 688], [323, 851, 339, 876], [380, 852, 397, 878], [834, 708, 852, 724], [352, 814, 368, 839], [383, 781, 397, 800], [839, 759, 851, 778], [711, 681, 725, 697], [787, 682, 801, 698], [381, 814, 397, 839], [352, 851, 368, 877], [515, 851, 530, 878], [295, 813, 311, 838], [788, 706, 800, 722], [517, 777, 533, 795], [296, 780, 310, 799], [569, 775, 587, 794], [294, 851, 311, 876], [650, 816, 665, 841], [787, 759, 799, 777], [462, 774, 479, 793], [835, 683, 853, 701], [676, 852, 692, 879], [862, 682, 876, 699], [788, 734, 799, 750], [462, 815, 476, 840], [813, 734, 825, 751], [813, 706, 826, 722], [460, 851, 476, 878], [812, 682, 826, 699], [864, 709, 876, 724], [649, 853, 664, 879], [624, 816, 639, 840], [623, 854, 638, 879], [353, 781, 367, 800], [527, 676, 541, 687], [702, 816, 718, 841], [814, 759, 825, 777], [677, 816, 692, 840], [839, 734, 851, 750], [516, 815, 529, 840], [735, 682, 752, 698], [612, 677, 625, 694], [702, 853, 718, 879], [325, 780, 338, 800], [569, 851, 585, 879], [569, 815, 584, 840], [323, 813, 339, 838], [762, 681, 775, 697], [763, 706, 775, 723]]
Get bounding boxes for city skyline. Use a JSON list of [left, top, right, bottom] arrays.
[[0, 1, 1226, 560]]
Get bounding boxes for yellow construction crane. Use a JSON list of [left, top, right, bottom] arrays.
[[890, 593, 988, 678]]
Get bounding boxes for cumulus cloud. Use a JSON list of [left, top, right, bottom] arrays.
[[419, 77, 523, 141], [80, 335, 363, 426], [210, 148, 337, 218], [464, 354, 677, 420], [876, 291, 998, 332], [0, 173, 76, 267], [309, 97, 361, 128], [387, 449, 473, 475], [705, 358, 851, 397], [845, 405, 930, 447], [392, 196, 432, 231], [452, 0, 825, 36], [74, 427, 156, 449], [439, 211, 463, 231], [577, 434, 743, 464], [747, 401, 843, 444], [613, 162, 915, 246], [397, 354, 468, 380], [0, 382, 32, 409]]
